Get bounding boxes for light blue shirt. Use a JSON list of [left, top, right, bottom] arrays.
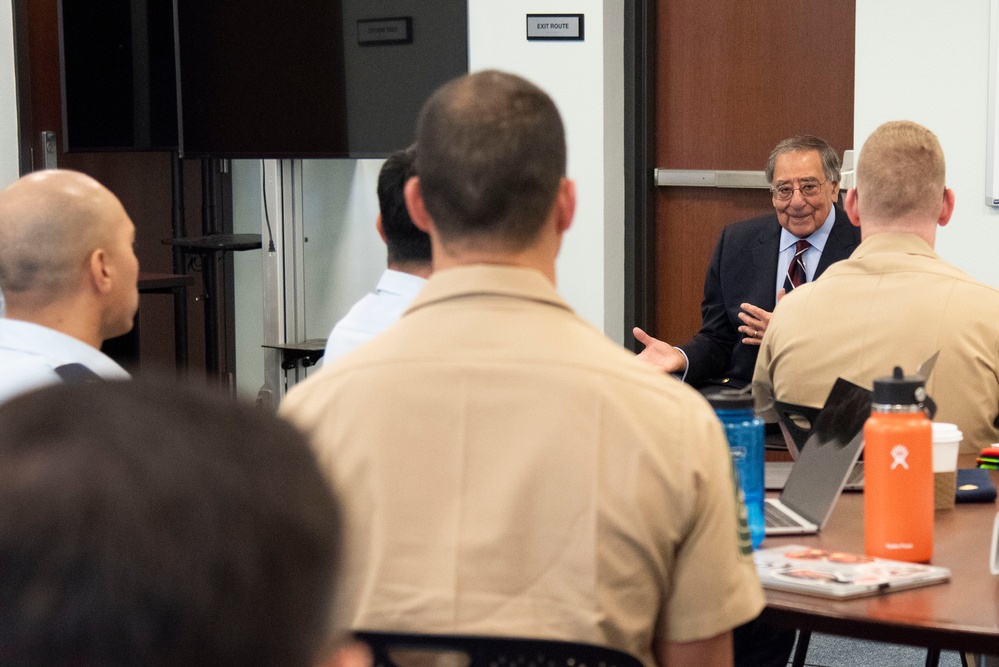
[[323, 269, 427, 365], [0, 318, 130, 404], [774, 206, 836, 296]]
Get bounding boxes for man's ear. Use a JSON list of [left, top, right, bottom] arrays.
[[938, 188, 955, 228], [844, 188, 861, 227], [404, 177, 434, 235], [375, 214, 387, 244], [555, 178, 576, 235], [87, 248, 114, 295]]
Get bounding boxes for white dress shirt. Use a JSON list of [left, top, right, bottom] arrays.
[[323, 269, 427, 365], [0, 318, 130, 404]]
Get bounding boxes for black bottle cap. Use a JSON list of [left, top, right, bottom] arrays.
[[705, 388, 755, 410], [872, 366, 927, 406]]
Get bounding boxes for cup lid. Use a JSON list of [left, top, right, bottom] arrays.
[[932, 422, 963, 443]]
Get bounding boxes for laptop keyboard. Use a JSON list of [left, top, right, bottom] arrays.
[[764, 502, 801, 529], [847, 461, 865, 486]]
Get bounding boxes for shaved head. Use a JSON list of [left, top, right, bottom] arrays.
[[0, 170, 129, 306], [0, 170, 139, 345]]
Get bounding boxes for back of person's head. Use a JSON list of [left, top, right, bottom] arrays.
[[0, 170, 133, 310], [414, 69, 566, 252], [855, 120, 946, 222], [378, 145, 431, 266], [765, 135, 842, 185], [0, 378, 341, 666]]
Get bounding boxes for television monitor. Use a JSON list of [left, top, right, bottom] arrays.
[[174, 0, 468, 159], [58, 0, 179, 152]]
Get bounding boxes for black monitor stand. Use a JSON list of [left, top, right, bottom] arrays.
[[165, 233, 261, 378]]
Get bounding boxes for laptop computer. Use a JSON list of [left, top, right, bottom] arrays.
[[765, 377, 871, 535]]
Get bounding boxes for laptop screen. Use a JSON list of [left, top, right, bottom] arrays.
[[780, 378, 871, 526]]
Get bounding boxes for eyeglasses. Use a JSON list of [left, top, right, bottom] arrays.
[[771, 181, 827, 201]]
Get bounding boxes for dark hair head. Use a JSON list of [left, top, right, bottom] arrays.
[[765, 135, 841, 185], [0, 378, 340, 666], [378, 145, 431, 266], [414, 70, 566, 252]]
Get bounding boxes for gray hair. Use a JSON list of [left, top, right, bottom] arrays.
[[765, 135, 841, 185]]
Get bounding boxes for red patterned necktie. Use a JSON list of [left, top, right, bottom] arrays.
[[783, 239, 811, 292]]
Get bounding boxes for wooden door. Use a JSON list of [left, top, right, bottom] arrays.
[[652, 0, 855, 345]]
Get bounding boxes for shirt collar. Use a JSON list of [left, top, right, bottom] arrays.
[[851, 231, 938, 259], [0, 319, 129, 378], [406, 265, 572, 316], [778, 205, 836, 253], [376, 268, 428, 296]]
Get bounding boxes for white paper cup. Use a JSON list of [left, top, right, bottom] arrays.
[[932, 422, 962, 510], [991, 512, 999, 575]]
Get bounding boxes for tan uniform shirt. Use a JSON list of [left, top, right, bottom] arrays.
[[755, 233, 999, 453], [281, 265, 763, 666]]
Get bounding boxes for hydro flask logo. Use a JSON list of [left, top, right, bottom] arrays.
[[890, 444, 910, 470]]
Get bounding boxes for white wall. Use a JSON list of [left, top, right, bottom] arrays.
[[468, 0, 625, 340], [1, 0, 19, 188], [855, 0, 999, 287]]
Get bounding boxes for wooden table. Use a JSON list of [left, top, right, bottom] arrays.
[[761, 455, 999, 660]]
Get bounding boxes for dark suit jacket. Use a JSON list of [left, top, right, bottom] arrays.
[[679, 206, 860, 389]]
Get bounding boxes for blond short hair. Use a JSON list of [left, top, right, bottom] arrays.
[[855, 121, 946, 221]]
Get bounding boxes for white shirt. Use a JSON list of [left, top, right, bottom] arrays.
[[323, 269, 427, 365], [0, 319, 130, 404]]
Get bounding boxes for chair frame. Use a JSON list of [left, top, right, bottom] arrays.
[[355, 631, 643, 667]]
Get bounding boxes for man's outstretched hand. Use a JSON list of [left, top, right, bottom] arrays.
[[633, 327, 686, 374]]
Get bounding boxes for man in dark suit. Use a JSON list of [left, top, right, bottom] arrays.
[[636, 135, 860, 667], [634, 135, 861, 390]]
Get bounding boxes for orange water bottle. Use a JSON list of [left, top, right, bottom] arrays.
[[864, 366, 934, 562]]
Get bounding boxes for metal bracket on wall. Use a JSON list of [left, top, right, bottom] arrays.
[[257, 159, 307, 412], [654, 168, 769, 189], [40, 131, 57, 170]]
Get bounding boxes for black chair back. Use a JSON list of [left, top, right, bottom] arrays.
[[774, 401, 821, 458], [355, 632, 643, 667]]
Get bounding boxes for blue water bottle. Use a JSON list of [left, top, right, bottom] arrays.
[[707, 389, 765, 549]]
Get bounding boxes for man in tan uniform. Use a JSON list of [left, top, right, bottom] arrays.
[[281, 70, 763, 666], [755, 120, 999, 453]]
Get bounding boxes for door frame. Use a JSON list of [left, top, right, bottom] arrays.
[[624, 0, 656, 352]]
